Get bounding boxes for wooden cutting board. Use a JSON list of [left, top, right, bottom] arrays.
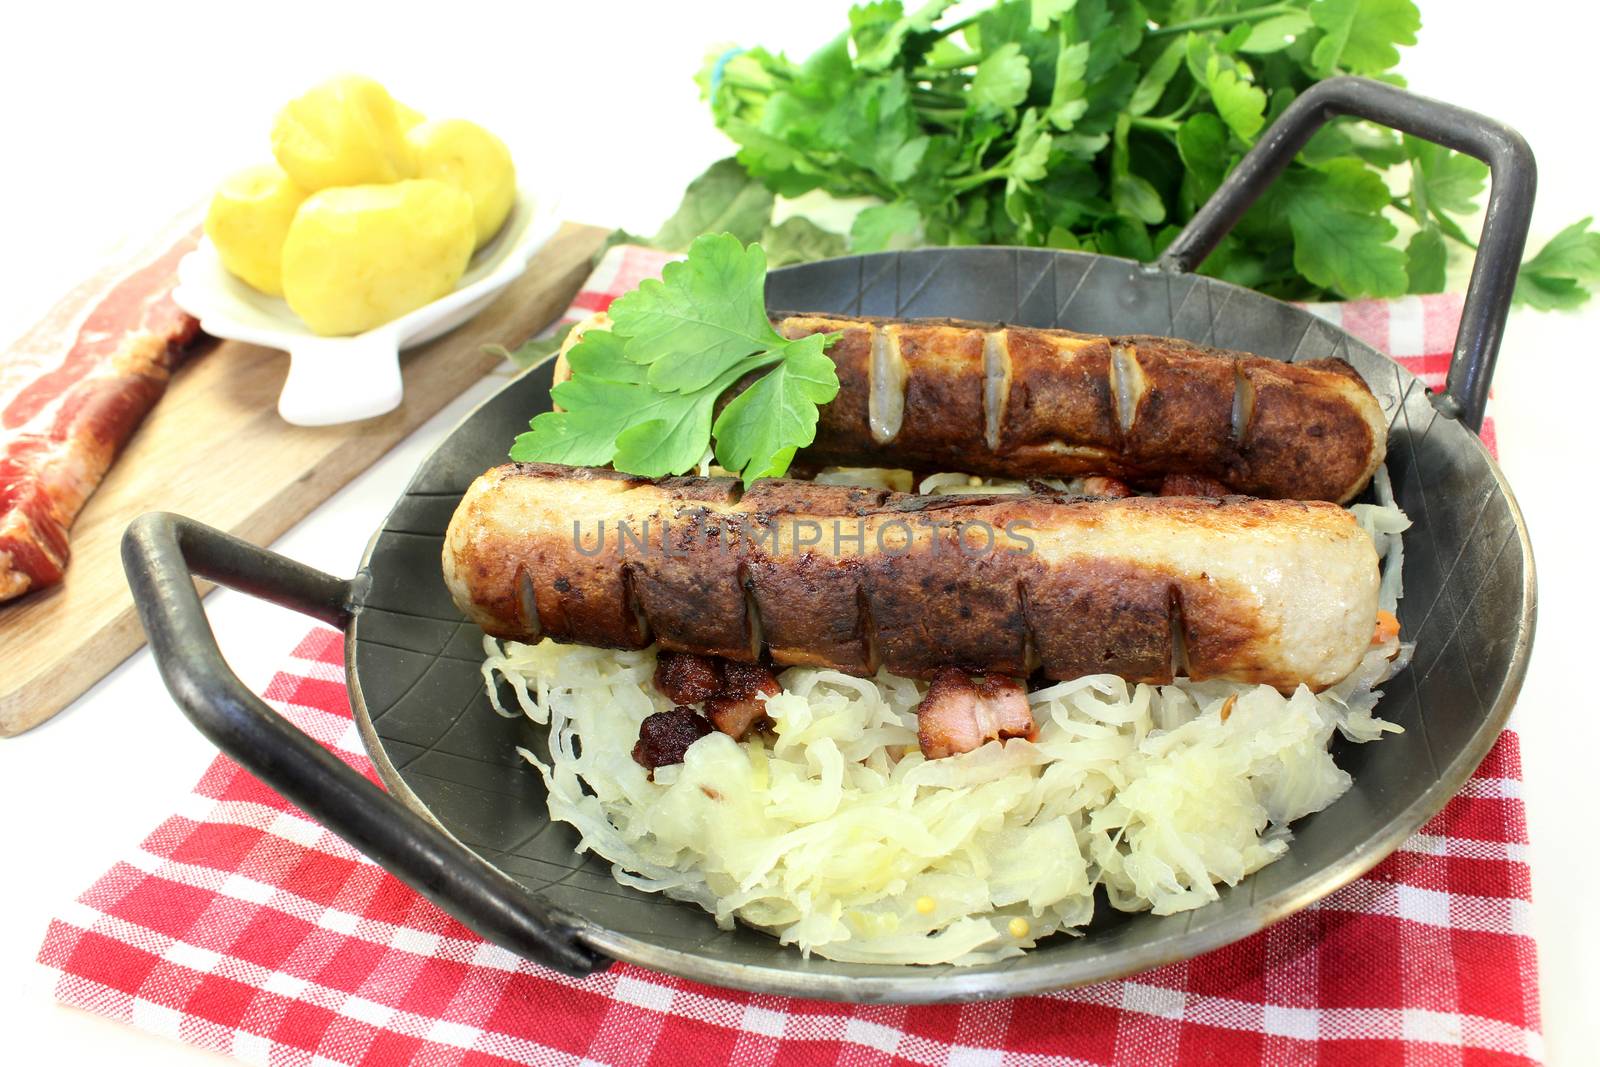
[[0, 221, 609, 737]]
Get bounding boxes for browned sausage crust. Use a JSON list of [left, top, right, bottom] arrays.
[[443, 463, 1380, 692], [775, 315, 1387, 504]]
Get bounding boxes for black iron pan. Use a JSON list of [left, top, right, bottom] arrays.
[[123, 78, 1536, 1002]]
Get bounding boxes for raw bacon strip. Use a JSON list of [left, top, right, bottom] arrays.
[[0, 226, 201, 601]]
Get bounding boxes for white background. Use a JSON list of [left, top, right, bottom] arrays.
[[1, 1, 1595, 1062]]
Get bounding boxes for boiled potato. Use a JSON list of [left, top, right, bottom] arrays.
[[203, 164, 306, 296], [271, 75, 415, 190], [394, 99, 426, 131], [281, 179, 475, 335], [407, 118, 516, 247]]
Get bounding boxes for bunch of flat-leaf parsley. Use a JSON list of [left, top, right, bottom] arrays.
[[698, 0, 1599, 305], [510, 233, 840, 483]]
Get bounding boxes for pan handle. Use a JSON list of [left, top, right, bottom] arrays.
[[1157, 75, 1536, 434], [122, 512, 609, 978]]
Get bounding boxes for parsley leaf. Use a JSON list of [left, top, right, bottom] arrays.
[[610, 359, 774, 478], [1030, 0, 1077, 32], [1175, 112, 1229, 209], [1111, 113, 1165, 225], [1405, 224, 1448, 294], [510, 331, 659, 467], [1046, 39, 1091, 130], [819, 74, 930, 185], [972, 42, 1032, 115], [1285, 160, 1408, 297], [511, 408, 625, 468], [712, 335, 841, 480], [1128, 36, 1186, 117], [1206, 59, 1266, 142], [486, 321, 574, 369], [651, 158, 775, 249], [1238, 12, 1314, 54], [1404, 136, 1488, 219], [852, 201, 924, 251], [1003, 107, 1054, 226], [510, 234, 841, 484], [564, 327, 648, 383], [609, 234, 787, 393], [1310, 0, 1421, 75], [1514, 218, 1600, 310], [761, 217, 848, 266], [850, 0, 955, 72]]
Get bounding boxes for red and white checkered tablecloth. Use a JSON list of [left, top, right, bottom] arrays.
[[36, 248, 1538, 1065]]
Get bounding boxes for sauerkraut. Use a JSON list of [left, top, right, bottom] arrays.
[[481, 468, 1411, 966]]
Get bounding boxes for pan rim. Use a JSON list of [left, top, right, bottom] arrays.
[[346, 248, 1537, 1003]]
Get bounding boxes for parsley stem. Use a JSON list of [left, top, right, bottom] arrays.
[[1149, 3, 1295, 36], [915, 52, 979, 74], [1130, 115, 1181, 134], [1155, 85, 1203, 124], [948, 164, 1010, 193], [928, 14, 978, 41], [1392, 194, 1428, 227], [717, 71, 786, 94]]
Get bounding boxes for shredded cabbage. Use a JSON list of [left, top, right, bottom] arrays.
[[481, 464, 1412, 966], [1350, 464, 1411, 614]]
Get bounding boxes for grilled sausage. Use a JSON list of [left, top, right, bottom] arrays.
[[443, 463, 1379, 692], [551, 314, 1387, 504]]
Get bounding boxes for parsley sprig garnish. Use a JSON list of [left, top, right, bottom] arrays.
[[509, 233, 839, 483]]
